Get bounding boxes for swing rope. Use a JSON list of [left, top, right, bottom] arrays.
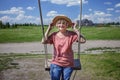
[[72, 0, 83, 80], [78, 0, 83, 59], [38, 0, 48, 68]]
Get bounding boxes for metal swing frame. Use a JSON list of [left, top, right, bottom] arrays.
[[38, 0, 83, 79]]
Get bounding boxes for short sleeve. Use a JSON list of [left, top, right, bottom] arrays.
[[45, 32, 56, 44], [72, 33, 78, 42]]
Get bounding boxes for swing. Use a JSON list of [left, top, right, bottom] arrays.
[[38, 0, 83, 79]]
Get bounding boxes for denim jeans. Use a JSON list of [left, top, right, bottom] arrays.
[[50, 64, 73, 80]]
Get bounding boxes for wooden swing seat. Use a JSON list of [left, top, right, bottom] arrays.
[[45, 59, 81, 71]]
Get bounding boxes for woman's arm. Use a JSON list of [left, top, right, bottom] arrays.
[[72, 23, 86, 43], [41, 23, 53, 44]]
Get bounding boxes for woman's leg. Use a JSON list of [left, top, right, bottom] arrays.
[[62, 67, 73, 80], [50, 64, 62, 80]]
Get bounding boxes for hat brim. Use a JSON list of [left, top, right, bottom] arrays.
[[52, 16, 72, 27]]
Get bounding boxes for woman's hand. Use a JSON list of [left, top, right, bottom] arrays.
[[42, 23, 54, 43], [72, 22, 79, 34], [72, 23, 77, 30], [48, 23, 54, 30]]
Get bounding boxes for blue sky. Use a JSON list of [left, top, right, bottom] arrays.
[[0, 0, 120, 24]]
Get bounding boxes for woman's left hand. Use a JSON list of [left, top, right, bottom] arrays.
[[72, 23, 77, 30]]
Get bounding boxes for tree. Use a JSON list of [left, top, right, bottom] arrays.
[[116, 22, 120, 25], [6, 22, 10, 28], [11, 23, 17, 28], [0, 21, 3, 28]]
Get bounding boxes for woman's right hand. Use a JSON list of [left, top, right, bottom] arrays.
[[43, 23, 54, 42], [48, 23, 54, 30]]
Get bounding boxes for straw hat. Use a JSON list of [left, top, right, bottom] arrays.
[[52, 15, 72, 27]]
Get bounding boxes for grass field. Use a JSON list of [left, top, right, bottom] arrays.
[[82, 26, 120, 40], [0, 26, 120, 43], [0, 26, 42, 43], [79, 52, 120, 80], [0, 52, 120, 80]]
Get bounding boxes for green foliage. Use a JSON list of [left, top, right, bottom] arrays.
[[0, 21, 2, 28]]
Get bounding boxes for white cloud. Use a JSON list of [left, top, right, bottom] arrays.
[[43, 18, 53, 24], [47, 11, 58, 17], [115, 3, 120, 7], [115, 16, 120, 22], [0, 16, 12, 23], [0, 14, 37, 24], [107, 8, 114, 11], [45, 10, 66, 24], [43, 10, 73, 24], [94, 11, 112, 17], [0, 6, 39, 24], [0, 7, 25, 15], [15, 14, 24, 21], [66, 1, 79, 7], [41, 0, 49, 1], [93, 11, 112, 23], [26, 6, 35, 10], [15, 14, 36, 23], [46, 10, 65, 17], [46, 10, 114, 24], [115, 10, 120, 13], [97, 17, 112, 23], [41, 0, 88, 7], [75, 11, 113, 23], [89, 9, 92, 11], [104, 2, 112, 5], [25, 15, 34, 19], [83, 14, 92, 19]]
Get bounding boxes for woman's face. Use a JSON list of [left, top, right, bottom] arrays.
[[56, 19, 68, 32]]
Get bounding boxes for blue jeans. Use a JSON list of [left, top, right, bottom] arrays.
[[50, 64, 73, 80]]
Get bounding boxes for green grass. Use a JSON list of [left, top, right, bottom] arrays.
[[0, 57, 13, 71], [0, 26, 43, 43], [86, 47, 120, 51], [0, 52, 120, 80], [82, 26, 120, 40], [79, 52, 120, 80], [0, 26, 120, 43]]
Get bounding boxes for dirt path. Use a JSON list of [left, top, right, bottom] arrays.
[[0, 40, 120, 54], [0, 58, 50, 80], [0, 58, 91, 80]]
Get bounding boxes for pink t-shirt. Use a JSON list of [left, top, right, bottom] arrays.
[[46, 31, 78, 67]]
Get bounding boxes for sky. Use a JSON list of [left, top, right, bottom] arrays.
[[0, 0, 120, 25]]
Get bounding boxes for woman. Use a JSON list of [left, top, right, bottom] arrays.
[[42, 15, 86, 80]]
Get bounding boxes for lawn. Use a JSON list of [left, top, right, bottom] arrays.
[[82, 26, 120, 40], [0, 26, 42, 43], [0, 26, 120, 43], [79, 52, 120, 80]]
